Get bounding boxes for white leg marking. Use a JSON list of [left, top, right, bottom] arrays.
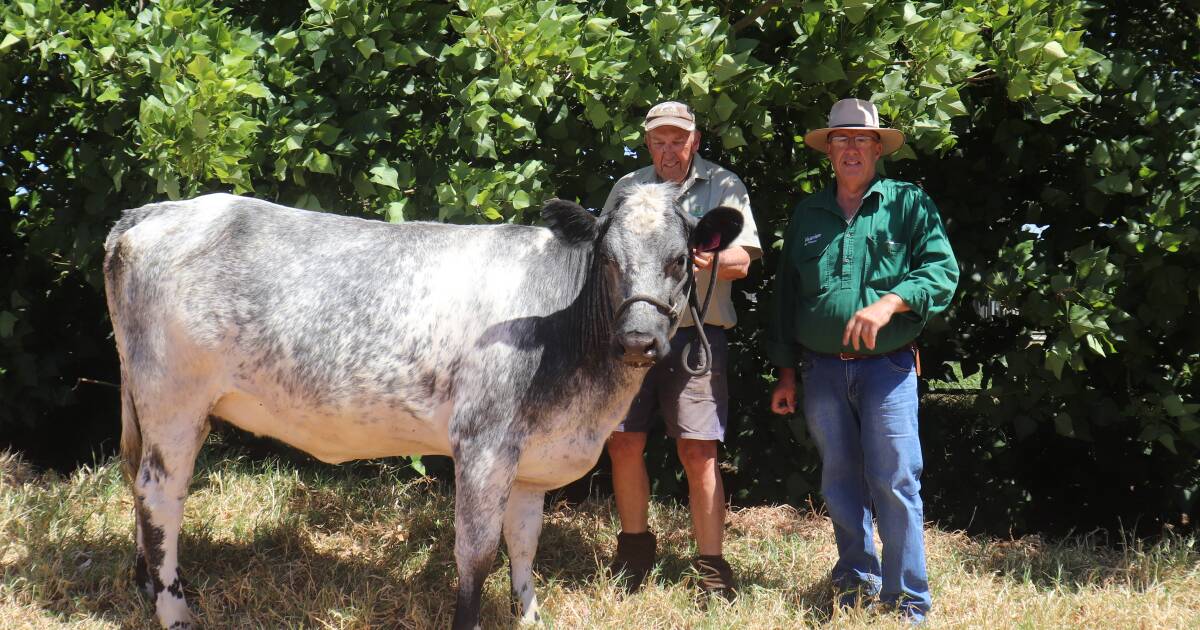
[[504, 483, 545, 625]]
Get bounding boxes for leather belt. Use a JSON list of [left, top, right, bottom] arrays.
[[808, 343, 921, 376]]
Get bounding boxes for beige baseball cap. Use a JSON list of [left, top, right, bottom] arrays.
[[643, 101, 696, 132]]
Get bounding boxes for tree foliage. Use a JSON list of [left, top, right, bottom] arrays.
[[1, 0, 1196, 533]]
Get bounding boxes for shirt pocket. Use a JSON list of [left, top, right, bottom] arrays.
[[790, 234, 834, 298], [867, 234, 908, 290]]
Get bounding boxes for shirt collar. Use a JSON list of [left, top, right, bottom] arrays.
[[814, 176, 886, 215]]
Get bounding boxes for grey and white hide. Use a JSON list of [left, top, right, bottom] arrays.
[[102, 184, 744, 630]]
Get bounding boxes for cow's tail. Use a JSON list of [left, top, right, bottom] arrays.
[[118, 372, 142, 483]]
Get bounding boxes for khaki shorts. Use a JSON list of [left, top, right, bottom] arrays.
[[616, 325, 729, 441]]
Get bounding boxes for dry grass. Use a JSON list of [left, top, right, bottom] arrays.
[[2, 447, 1198, 629]]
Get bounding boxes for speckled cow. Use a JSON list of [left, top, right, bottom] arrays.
[[102, 185, 742, 630]]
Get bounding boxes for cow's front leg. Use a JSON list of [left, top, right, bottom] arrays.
[[504, 483, 546, 625], [450, 440, 520, 630]]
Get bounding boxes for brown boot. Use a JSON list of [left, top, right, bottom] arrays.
[[693, 554, 737, 602], [608, 531, 656, 592]]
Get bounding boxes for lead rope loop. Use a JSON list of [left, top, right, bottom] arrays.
[[681, 250, 719, 376]]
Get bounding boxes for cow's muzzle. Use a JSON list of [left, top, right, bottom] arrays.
[[614, 330, 668, 367]]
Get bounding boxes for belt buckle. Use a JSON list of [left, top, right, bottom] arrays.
[[837, 352, 857, 361]]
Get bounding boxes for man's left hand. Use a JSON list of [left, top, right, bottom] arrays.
[[842, 293, 911, 351]]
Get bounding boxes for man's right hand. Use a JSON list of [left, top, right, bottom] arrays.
[[770, 368, 797, 415]]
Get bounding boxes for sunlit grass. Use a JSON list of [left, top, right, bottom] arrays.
[[2, 446, 1197, 629], [927, 361, 983, 391]]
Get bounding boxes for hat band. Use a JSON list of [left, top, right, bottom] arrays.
[[832, 123, 880, 128]]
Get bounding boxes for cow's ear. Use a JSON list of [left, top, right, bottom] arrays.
[[690, 206, 744, 253], [542, 198, 597, 246]]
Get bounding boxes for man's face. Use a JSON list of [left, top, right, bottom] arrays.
[[827, 130, 883, 188], [646, 126, 700, 183]]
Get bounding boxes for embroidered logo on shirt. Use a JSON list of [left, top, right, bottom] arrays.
[[803, 233, 822, 246]]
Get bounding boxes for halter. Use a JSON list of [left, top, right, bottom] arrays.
[[613, 250, 720, 376]]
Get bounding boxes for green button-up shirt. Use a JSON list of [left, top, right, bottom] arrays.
[[766, 177, 959, 365]]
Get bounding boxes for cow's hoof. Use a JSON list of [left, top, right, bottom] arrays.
[[156, 591, 192, 630]]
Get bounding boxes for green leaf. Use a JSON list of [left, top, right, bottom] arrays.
[[0, 33, 20, 52], [811, 57, 846, 83], [684, 70, 710, 96], [902, 3, 926, 25], [1163, 394, 1191, 418], [936, 89, 967, 118], [0, 311, 16, 338], [273, 31, 299, 55], [408, 455, 426, 475], [1094, 171, 1131, 195], [1053, 412, 1074, 437], [305, 150, 335, 174], [714, 92, 737, 122], [711, 54, 740, 83], [385, 199, 408, 223], [465, 107, 491, 133], [355, 37, 377, 59], [239, 83, 270, 99], [511, 190, 531, 210], [369, 163, 400, 189], [721, 125, 747, 149], [843, 0, 876, 24], [1007, 71, 1033, 100], [1043, 41, 1068, 59], [584, 100, 610, 127]]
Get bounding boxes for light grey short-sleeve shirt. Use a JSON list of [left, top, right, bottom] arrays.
[[602, 155, 762, 329]]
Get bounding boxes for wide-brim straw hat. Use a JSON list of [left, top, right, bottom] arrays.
[[804, 98, 905, 155]]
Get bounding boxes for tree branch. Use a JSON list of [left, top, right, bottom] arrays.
[[733, 0, 782, 33]]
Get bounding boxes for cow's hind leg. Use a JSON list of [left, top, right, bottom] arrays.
[[134, 394, 211, 629], [504, 483, 546, 626]]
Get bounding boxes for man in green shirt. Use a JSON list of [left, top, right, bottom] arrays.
[[766, 98, 958, 623]]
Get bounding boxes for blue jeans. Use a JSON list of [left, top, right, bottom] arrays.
[[801, 350, 931, 617]]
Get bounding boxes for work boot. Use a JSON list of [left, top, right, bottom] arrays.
[[692, 554, 737, 602], [608, 531, 656, 593]]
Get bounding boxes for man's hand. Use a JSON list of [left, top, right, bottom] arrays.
[[842, 293, 911, 351], [693, 245, 751, 281], [770, 367, 797, 415]]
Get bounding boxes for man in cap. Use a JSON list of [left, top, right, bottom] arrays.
[[766, 98, 958, 623], [603, 101, 762, 599]]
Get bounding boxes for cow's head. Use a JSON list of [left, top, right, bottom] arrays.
[[542, 183, 743, 367]]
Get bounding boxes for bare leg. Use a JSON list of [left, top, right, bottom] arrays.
[[607, 432, 650, 533], [676, 438, 724, 556]]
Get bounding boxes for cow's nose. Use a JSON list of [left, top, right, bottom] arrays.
[[616, 332, 660, 366]]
